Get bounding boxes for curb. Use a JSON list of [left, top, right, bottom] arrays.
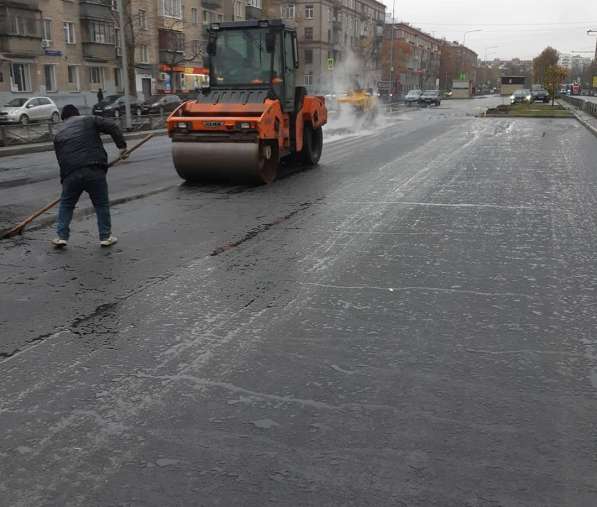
[[0, 129, 167, 158], [571, 112, 597, 139], [557, 100, 597, 139]]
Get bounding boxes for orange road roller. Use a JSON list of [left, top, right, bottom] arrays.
[[167, 19, 327, 184]]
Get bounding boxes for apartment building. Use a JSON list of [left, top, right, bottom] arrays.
[[0, 0, 224, 109], [439, 40, 478, 92], [266, 0, 385, 92], [382, 22, 440, 95]]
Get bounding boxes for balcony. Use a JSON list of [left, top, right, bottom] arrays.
[[83, 42, 116, 62], [0, 35, 43, 57], [202, 0, 222, 10], [80, 0, 113, 20], [246, 5, 261, 20], [0, 0, 40, 10]]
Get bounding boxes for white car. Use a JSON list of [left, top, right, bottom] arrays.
[[0, 97, 60, 125]]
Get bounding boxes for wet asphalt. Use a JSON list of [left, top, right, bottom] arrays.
[[2, 97, 597, 506]]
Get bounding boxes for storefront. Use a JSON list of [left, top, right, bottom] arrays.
[[158, 65, 208, 93]]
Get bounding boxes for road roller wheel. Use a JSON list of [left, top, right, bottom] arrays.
[[301, 125, 323, 166], [256, 142, 279, 184]]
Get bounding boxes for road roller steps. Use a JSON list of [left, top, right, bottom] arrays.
[[167, 19, 327, 185]]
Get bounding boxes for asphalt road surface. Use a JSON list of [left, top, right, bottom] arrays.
[[2, 97, 597, 506]]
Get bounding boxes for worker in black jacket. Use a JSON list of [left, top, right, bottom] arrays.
[[52, 105, 127, 248]]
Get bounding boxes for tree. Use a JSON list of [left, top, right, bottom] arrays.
[[158, 18, 203, 93], [544, 65, 567, 106], [533, 47, 559, 84]]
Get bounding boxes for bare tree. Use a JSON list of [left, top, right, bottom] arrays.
[[158, 17, 203, 92]]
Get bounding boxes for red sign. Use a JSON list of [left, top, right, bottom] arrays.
[[159, 64, 208, 74]]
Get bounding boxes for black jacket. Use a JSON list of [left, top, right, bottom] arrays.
[[54, 115, 127, 181]]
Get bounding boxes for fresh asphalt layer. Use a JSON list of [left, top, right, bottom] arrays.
[[2, 97, 597, 505]]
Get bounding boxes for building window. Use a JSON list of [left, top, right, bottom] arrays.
[[304, 27, 313, 40], [114, 68, 121, 89], [192, 39, 201, 56], [63, 22, 75, 44], [161, 0, 182, 19], [191, 8, 198, 24], [304, 72, 313, 86], [138, 9, 147, 30], [281, 4, 295, 19], [44, 64, 56, 92], [304, 49, 313, 64], [234, 1, 244, 19], [10, 63, 31, 92], [137, 44, 149, 63], [42, 18, 52, 44], [247, 0, 262, 7], [89, 66, 104, 89], [67, 65, 80, 91], [305, 5, 314, 19], [88, 21, 113, 44]]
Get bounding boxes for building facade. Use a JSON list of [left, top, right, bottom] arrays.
[[268, 0, 385, 92], [439, 40, 478, 92], [0, 0, 226, 109], [381, 22, 440, 96]]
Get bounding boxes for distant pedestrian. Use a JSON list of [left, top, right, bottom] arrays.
[[51, 104, 128, 249], [97, 88, 104, 103]]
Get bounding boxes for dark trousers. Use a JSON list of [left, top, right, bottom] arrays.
[[56, 166, 111, 241]]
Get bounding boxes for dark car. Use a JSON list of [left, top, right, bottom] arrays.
[[531, 88, 550, 103], [140, 94, 183, 115], [92, 95, 141, 117], [418, 90, 441, 106]]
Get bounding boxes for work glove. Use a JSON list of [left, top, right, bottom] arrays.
[[120, 148, 129, 160]]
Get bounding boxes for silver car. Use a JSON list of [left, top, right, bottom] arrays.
[[0, 97, 60, 125]]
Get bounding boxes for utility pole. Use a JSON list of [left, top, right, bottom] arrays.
[[118, 0, 132, 130], [388, 0, 396, 99]]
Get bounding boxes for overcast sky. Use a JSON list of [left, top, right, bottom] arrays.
[[381, 0, 596, 60]]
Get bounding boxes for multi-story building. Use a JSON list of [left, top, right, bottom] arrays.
[[267, 0, 385, 92], [0, 0, 225, 109], [381, 22, 440, 96], [439, 40, 478, 92], [0, 0, 122, 109]]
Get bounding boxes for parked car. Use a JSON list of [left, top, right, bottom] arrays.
[[93, 95, 141, 117], [418, 90, 441, 106], [140, 94, 183, 115], [531, 87, 550, 103], [510, 89, 533, 104], [404, 89, 422, 105], [0, 97, 60, 125]]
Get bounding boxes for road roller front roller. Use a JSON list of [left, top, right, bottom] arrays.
[[167, 19, 327, 185]]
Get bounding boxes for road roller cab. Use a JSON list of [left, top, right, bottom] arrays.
[[167, 19, 327, 184]]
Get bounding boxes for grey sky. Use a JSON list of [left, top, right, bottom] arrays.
[[382, 0, 596, 60]]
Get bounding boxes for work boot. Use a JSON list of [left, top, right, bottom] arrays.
[[100, 236, 118, 247], [52, 238, 68, 249]]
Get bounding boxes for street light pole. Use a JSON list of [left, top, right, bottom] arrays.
[[118, 0, 132, 130], [460, 29, 481, 81], [388, 0, 396, 99], [484, 45, 498, 63], [588, 30, 597, 61]]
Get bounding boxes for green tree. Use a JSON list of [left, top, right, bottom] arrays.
[[544, 65, 567, 106], [533, 47, 559, 84]]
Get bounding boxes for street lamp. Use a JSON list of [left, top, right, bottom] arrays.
[[484, 46, 498, 63], [463, 29, 482, 47], [460, 29, 482, 81], [388, 0, 397, 99]]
